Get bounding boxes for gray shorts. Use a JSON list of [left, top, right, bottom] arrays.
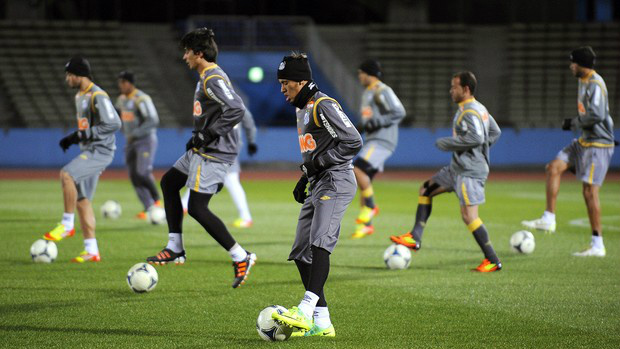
[[556, 139, 614, 186], [229, 157, 241, 174], [356, 141, 393, 172], [289, 170, 357, 264], [62, 149, 113, 201], [432, 166, 486, 206], [173, 150, 230, 194]]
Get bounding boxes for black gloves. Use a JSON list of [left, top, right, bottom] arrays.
[[59, 131, 85, 152], [248, 143, 258, 156], [185, 136, 195, 151], [364, 117, 388, 133], [191, 129, 218, 150], [300, 158, 322, 178], [293, 175, 309, 204], [562, 118, 573, 131]]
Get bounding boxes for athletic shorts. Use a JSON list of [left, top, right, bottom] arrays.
[[229, 157, 241, 174], [356, 141, 393, 172], [289, 169, 357, 264], [173, 150, 230, 194], [432, 166, 486, 206], [62, 149, 113, 201], [556, 139, 614, 186]]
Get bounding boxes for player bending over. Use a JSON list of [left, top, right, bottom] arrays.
[[522, 46, 615, 257], [390, 71, 503, 272], [271, 53, 362, 336], [145, 28, 255, 288], [43, 56, 121, 263]]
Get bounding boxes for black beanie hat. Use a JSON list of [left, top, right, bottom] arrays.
[[118, 71, 135, 84], [570, 46, 596, 69], [277, 54, 312, 82], [359, 59, 382, 78], [65, 56, 91, 78]]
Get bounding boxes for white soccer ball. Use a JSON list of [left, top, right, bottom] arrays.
[[148, 206, 166, 225], [30, 239, 58, 263], [101, 200, 122, 220], [256, 305, 294, 341], [510, 230, 535, 254], [127, 263, 158, 293], [383, 243, 412, 270]]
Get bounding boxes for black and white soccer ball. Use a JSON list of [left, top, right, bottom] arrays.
[[127, 263, 158, 293], [30, 239, 58, 263], [256, 305, 293, 341], [147, 206, 166, 225], [383, 243, 412, 269], [510, 230, 535, 254], [101, 200, 122, 220]]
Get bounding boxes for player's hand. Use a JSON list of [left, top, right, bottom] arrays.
[[192, 129, 218, 150], [293, 175, 309, 204], [561, 118, 573, 131], [185, 136, 195, 151], [300, 159, 321, 178], [364, 118, 383, 133], [58, 131, 81, 152], [248, 143, 258, 156]]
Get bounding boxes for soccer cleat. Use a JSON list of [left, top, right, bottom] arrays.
[[232, 218, 253, 229], [146, 248, 186, 265], [389, 232, 420, 250], [473, 258, 502, 272], [355, 205, 379, 224], [291, 324, 336, 337], [573, 246, 606, 257], [43, 223, 75, 242], [272, 306, 313, 331], [136, 211, 148, 220], [351, 224, 374, 239], [521, 218, 556, 233], [232, 251, 256, 288], [71, 251, 101, 263]]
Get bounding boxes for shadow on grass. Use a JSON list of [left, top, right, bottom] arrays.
[[0, 324, 171, 337]]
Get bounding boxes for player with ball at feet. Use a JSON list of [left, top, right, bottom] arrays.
[[390, 71, 503, 272], [272, 53, 362, 337]]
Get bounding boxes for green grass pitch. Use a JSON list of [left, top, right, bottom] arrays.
[[1, 176, 619, 349]]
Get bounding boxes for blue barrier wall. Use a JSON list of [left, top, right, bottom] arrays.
[[1, 128, 618, 169]]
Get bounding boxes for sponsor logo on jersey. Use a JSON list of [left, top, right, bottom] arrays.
[[320, 112, 338, 138], [578, 101, 586, 116], [361, 106, 373, 119], [78, 117, 89, 130], [334, 104, 352, 128], [193, 100, 202, 116], [298, 133, 317, 153], [121, 111, 135, 122]]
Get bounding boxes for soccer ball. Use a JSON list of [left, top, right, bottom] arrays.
[[30, 239, 58, 263], [510, 230, 535, 254], [101, 200, 122, 219], [127, 263, 158, 293], [383, 243, 412, 270], [148, 206, 166, 225], [256, 305, 294, 341]]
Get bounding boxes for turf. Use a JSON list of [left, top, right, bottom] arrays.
[[1, 176, 619, 349]]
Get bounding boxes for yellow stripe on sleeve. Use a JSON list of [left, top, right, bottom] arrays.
[[467, 218, 483, 233]]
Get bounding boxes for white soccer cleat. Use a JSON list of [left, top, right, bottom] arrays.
[[573, 246, 606, 257], [521, 218, 556, 233]]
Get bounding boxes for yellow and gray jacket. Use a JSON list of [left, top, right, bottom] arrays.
[[360, 81, 406, 152], [115, 89, 159, 140], [572, 70, 615, 147], [436, 98, 501, 179], [75, 82, 121, 155]]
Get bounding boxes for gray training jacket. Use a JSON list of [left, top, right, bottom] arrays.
[[359, 81, 406, 152], [234, 107, 257, 147], [75, 83, 121, 155], [435, 98, 501, 179], [193, 65, 246, 164], [296, 89, 363, 179], [571, 70, 615, 148], [115, 89, 159, 141]]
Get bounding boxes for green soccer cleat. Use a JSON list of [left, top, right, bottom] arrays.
[[290, 324, 336, 337], [272, 306, 313, 331]]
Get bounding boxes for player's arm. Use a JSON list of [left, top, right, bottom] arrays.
[[131, 96, 159, 139], [314, 102, 363, 168], [84, 94, 121, 140], [574, 83, 606, 128], [241, 108, 257, 144], [375, 87, 406, 124], [436, 112, 484, 152], [488, 114, 501, 146], [203, 77, 245, 138]]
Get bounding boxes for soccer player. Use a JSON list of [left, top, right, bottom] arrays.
[[271, 53, 362, 336], [115, 71, 161, 220], [351, 59, 406, 239], [145, 28, 256, 288], [43, 56, 121, 263], [180, 107, 258, 228], [390, 71, 503, 272], [522, 46, 615, 257]]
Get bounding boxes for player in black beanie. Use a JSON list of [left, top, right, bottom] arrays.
[[65, 56, 92, 79], [358, 59, 382, 79], [570, 46, 596, 69], [277, 52, 318, 109]]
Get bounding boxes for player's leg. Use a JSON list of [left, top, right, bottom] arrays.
[[126, 142, 150, 218], [71, 175, 101, 263], [180, 187, 190, 213], [43, 170, 78, 241], [225, 161, 252, 228], [351, 158, 379, 239], [290, 260, 333, 337], [135, 136, 160, 208]]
